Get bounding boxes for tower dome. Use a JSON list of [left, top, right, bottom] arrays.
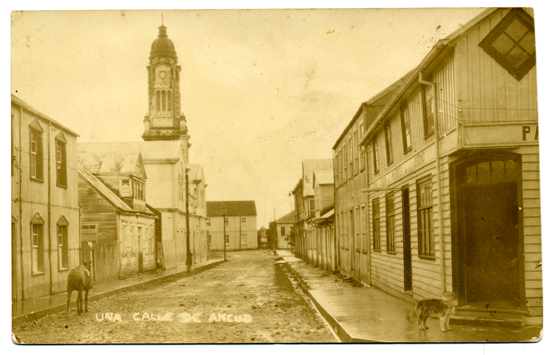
[[150, 25, 177, 60]]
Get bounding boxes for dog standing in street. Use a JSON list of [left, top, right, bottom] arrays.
[[407, 292, 458, 331]]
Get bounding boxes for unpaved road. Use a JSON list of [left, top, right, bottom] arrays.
[[13, 250, 337, 344]]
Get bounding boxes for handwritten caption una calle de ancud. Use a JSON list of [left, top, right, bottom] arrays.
[[95, 312, 253, 323]]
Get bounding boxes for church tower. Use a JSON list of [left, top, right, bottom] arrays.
[[142, 24, 190, 162]]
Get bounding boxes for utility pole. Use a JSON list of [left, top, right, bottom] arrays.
[[222, 203, 227, 262], [185, 168, 192, 273], [273, 208, 276, 256]]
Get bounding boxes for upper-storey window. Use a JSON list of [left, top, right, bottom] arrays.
[[348, 137, 353, 180], [343, 143, 348, 181], [133, 179, 145, 201], [29, 120, 44, 181], [385, 123, 393, 166], [335, 152, 339, 186], [359, 123, 365, 171], [400, 105, 412, 154], [373, 136, 380, 175], [354, 130, 359, 176], [55, 133, 67, 187], [479, 8, 536, 80], [422, 85, 435, 138]]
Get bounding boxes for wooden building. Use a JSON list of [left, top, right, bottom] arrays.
[[11, 95, 80, 302], [292, 160, 333, 262], [207, 201, 258, 250], [342, 8, 540, 326], [78, 153, 157, 283], [309, 170, 336, 271], [271, 210, 296, 250], [78, 141, 209, 271], [333, 77, 407, 285]]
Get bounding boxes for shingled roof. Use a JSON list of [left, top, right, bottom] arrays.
[[207, 201, 257, 217]]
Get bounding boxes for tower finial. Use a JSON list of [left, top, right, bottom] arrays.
[[161, 13, 163, 26]]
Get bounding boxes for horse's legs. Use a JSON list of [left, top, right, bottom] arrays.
[[67, 288, 73, 313], [84, 289, 89, 313], [77, 289, 83, 315]]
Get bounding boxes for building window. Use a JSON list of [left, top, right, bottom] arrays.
[[385, 124, 393, 166], [57, 217, 69, 270], [309, 199, 315, 218], [206, 218, 211, 227], [208, 235, 212, 244], [31, 213, 45, 273], [335, 153, 339, 186], [225, 235, 230, 244], [343, 143, 347, 182], [348, 137, 353, 180], [417, 178, 434, 257], [354, 131, 359, 176], [224, 218, 228, 226], [372, 199, 380, 251], [373, 137, 380, 174], [479, 8, 536, 80], [29, 129, 44, 181], [56, 137, 67, 187], [361, 205, 367, 252], [281, 226, 286, 236], [241, 234, 248, 246], [241, 217, 246, 224], [401, 105, 412, 153], [133, 180, 145, 201], [339, 149, 343, 185], [386, 193, 395, 253], [359, 123, 366, 171], [422, 85, 435, 138], [156, 91, 161, 112]]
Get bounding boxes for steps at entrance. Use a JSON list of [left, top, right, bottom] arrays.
[[452, 307, 527, 328]]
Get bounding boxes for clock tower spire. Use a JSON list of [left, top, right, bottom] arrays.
[[142, 24, 190, 161]]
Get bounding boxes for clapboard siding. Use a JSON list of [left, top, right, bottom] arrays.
[[455, 8, 538, 124], [12, 97, 80, 301]]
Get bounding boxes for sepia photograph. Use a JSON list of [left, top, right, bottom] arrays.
[[9, 2, 545, 347]]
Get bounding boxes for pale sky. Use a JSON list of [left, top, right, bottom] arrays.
[[7, 7, 529, 228]]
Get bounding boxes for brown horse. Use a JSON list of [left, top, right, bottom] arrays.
[[66, 261, 93, 314]]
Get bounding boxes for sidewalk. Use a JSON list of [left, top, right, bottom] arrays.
[[12, 258, 223, 327], [276, 250, 542, 343]]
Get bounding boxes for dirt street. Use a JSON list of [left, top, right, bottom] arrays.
[[13, 250, 337, 344]]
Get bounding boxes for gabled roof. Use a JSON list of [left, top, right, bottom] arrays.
[[360, 8, 501, 145], [79, 151, 147, 180], [275, 210, 296, 224], [313, 170, 334, 186], [78, 141, 184, 162], [78, 161, 154, 215], [207, 201, 257, 217], [302, 159, 333, 197], [11, 94, 79, 137]]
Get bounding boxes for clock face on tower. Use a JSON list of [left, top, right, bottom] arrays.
[[159, 71, 166, 79]]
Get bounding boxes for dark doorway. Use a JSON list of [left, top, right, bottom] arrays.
[[455, 154, 523, 309], [81, 241, 95, 282], [402, 188, 412, 292], [462, 183, 520, 308]]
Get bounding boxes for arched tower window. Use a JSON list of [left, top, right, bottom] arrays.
[[162, 91, 166, 111], [168, 91, 172, 112], [156, 91, 161, 113]]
